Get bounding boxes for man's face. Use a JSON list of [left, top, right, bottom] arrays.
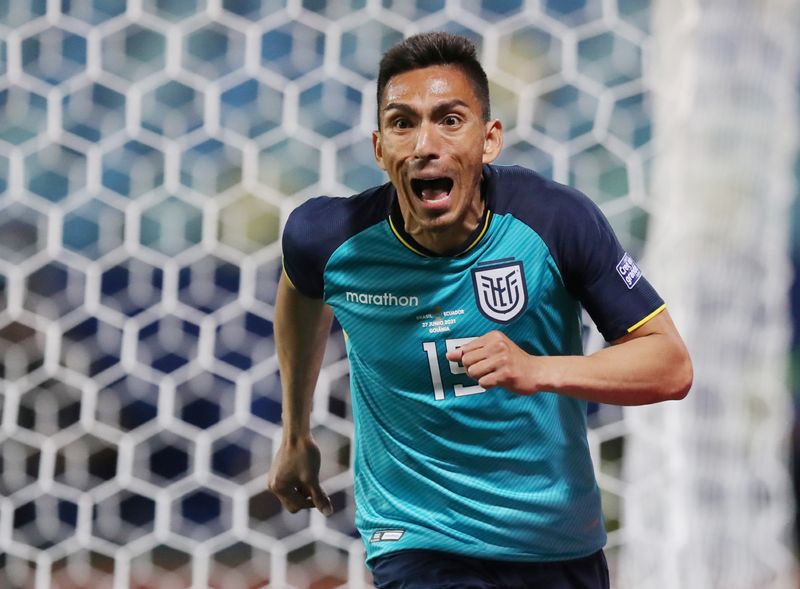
[[373, 65, 502, 239]]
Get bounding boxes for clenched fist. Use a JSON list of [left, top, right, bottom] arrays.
[[445, 330, 546, 395]]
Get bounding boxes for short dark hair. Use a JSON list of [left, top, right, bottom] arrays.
[[376, 32, 491, 126]]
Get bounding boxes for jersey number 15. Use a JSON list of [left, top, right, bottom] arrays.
[[422, 337, 486, 401]]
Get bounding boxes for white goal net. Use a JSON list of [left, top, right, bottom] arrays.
[[0, 1, 796, 588], [622, 1, 800, 588]]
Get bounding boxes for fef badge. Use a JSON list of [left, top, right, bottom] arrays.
[[471, 258, 528, 323]]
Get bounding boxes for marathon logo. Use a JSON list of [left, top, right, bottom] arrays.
[[345, 291, 419, 307]]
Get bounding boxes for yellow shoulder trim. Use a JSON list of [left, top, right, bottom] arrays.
[[388, 215, 430, 257], [388, 210, 492, 257], [627, 304, 666, 333], [280, 260, 298, 290], [458, 210, 492, 256]]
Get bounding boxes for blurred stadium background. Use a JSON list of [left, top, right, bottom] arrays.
[[0, 0, 798, 588]]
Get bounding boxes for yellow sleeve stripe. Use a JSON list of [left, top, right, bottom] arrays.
[[280, 259, 298, 290], [388, 215, 430, 257], [627, 303, 666, 333]]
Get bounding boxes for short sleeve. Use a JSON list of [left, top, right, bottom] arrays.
[[280, 185, 395, 300], [282, 200, 327, 299], [556, 194, 664, 341]]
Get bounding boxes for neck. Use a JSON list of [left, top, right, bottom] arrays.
[[395, 191, 486, 256], [412, 208, 484, 256]]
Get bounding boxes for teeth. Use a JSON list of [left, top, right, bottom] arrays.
[[412, 178, 453, 201], [421, 186, 449, 201]]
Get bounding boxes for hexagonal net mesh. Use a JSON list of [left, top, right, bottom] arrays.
[[0, 1, 795, 588]]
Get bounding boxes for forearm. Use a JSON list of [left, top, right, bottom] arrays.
[[455, 311, 692, 405], [537, 330, 692, 405], [274, 273, 334, 440]]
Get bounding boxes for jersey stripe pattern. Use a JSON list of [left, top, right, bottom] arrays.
[[282, 165, 664, 566]]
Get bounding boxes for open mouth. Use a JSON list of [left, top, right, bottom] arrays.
[[411, 177, 454, 202]]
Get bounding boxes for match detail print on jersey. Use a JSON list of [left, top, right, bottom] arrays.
[[471, 258, 528, 323]]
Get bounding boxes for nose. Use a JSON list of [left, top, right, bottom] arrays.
[[413, 121, 441, 160]]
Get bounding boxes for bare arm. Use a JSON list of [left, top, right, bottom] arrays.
[[267, 272, 334, 515], [447, 310, 693, 405]]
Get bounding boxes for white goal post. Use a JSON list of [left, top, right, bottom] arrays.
[[622, 1, 800, 587]]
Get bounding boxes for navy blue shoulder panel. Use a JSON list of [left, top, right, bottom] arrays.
[[282, 183, 394, 299], [484, 164, 663, 341]]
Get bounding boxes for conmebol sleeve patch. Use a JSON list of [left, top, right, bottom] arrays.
[[616, 253, 642, 290]]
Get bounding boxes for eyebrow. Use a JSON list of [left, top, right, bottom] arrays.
[[382, 99, 472, 118]]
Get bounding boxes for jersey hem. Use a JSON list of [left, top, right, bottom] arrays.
[[365, 541, 607, 569]]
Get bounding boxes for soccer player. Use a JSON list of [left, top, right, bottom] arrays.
[[268, 32, 692, 589]]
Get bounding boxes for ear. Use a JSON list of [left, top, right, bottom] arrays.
[[482, 119, 503, 164], [372, 130, 386, 170]]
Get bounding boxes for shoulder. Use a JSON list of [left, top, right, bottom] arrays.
[[286, 183, 393, 235], [284, 183, 393, 251], [484, 163, 620, 294], [282, 182, 393, 298], [485, 164, 606, 241]]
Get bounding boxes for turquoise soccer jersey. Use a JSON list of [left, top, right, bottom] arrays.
[[282, 164, 665, 566]]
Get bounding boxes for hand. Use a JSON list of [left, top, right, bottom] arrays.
[[445, 331, 541, 395], [268, 436, 333, 516]]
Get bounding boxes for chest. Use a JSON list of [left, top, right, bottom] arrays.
[[323, 218, 579, 359]]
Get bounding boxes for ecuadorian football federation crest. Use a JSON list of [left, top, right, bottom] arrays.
[[471, 258, 528, 323]]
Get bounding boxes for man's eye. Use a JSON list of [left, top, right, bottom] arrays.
[[393, 119, 410, 129], [443, 116, 460, 126]]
